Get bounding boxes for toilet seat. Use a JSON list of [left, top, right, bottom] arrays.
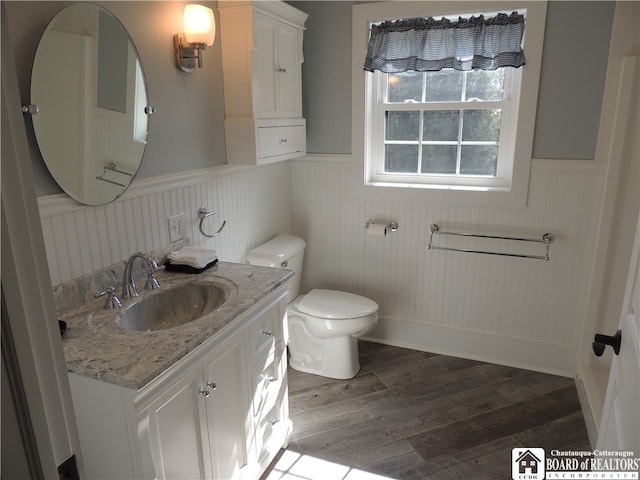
[[298, 289, 378, 319]]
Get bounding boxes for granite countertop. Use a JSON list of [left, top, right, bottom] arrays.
[[60, 262, 293, 390]]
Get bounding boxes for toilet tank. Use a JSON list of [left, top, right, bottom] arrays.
[[246, 234, 306, 301]]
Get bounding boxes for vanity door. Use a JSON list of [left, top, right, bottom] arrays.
[[139, 332, 250, 480], [201, 336, 250, 480], [141, 365, 213, 479]]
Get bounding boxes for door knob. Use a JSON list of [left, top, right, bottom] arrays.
[[592, 330, 622, 356]]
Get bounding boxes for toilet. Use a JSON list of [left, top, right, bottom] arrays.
[[247, 234, 378, 379]]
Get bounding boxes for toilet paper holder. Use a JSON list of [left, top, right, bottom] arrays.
[[364, 219, 398, 233]]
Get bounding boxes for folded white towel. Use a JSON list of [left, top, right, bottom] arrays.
[[168, 247, 218, 269], [169, 257, 218, 269]]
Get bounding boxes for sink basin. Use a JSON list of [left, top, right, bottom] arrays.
[[117, 281, 228, 332]]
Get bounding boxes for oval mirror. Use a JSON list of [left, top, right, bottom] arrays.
[[30, 3, 150, 206]]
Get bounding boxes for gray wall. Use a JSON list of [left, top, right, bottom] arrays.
[[290, 1, 615, 159], [5, 1, 227, 196], [6, 1, 615, 196], [290, 1, 353, 154], [533, 1, 615, 159]]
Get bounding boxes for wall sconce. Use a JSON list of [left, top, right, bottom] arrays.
[[174, 4, 215, 73]]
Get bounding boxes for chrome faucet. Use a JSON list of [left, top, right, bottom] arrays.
[[122, 252, 161, 298]]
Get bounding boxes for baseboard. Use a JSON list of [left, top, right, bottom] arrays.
[[575, 356, 612, 447], [362, 316, 578, 378], [575, 373, 599, 448]]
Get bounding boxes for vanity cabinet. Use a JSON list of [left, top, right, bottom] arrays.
[[218, 1, 308, 165], [68, 286, 291, 480]]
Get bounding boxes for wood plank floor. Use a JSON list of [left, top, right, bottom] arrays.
[[263, 341, 591, 480]]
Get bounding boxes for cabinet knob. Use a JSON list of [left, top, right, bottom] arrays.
[[206, 381, 217, 390], [262, 330, 273, 337], [268, 376, 277, 383], [199, 388, 210, 398], [276, 67, 287, 73], [279, 138, 288, 144]]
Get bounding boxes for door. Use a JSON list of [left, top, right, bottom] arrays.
[[253, 12, 279, 119], [144, 366, 212, 479], [277, 21, 302, 118], [597, 212, 640, 451], [202, 338, 250, 480], [31, 29, 88, 198]]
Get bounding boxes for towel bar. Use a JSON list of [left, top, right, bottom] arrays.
[[95, 162, 133, 187], [427, 224, 554, 261]]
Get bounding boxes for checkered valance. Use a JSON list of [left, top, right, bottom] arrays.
[[364, 12, 525, 73]]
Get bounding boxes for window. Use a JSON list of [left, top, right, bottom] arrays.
[[368, 66, 520, 189], [352, 1, 547, 205]]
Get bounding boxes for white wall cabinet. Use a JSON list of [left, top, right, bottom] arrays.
[[68, 287, 291, 480], [218, 1, 308, 165], [252, 11, 302, 119]]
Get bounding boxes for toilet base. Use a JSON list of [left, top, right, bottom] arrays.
[[289, 336, 361, 380]]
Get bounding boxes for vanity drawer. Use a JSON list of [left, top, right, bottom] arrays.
[[247, 308, 282, 364], [251, 358, 282, 418], [254, 392, 287, 465], [257, 125, 305, 160]]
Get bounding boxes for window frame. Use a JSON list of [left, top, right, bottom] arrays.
[[352, 1, 548, 206], [368, 67, 521, 190]]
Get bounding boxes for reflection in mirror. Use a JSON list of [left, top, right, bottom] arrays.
[[30, 3, 150, 206]]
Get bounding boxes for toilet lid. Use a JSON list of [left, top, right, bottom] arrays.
[[298, 289, 378, 319]]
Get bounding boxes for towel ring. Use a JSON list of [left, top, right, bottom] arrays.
[[198, 207, 227, 238]]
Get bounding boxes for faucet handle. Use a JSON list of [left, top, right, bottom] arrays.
[[94, 286, 124, 309]]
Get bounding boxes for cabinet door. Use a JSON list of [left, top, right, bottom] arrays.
[[202, 338, 250, 480], [142, 366, 212, 479], [277, 22, 302, 118], [253, 12, 279, 119]]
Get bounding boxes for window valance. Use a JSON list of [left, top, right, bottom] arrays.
[[364, 12, 525, 73]]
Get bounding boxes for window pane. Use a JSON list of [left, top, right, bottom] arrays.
[[423, 110, 460, 141], [462, 110, 501, 142], [422, 145, 457, 174], [425, 71, 463, 102], [386, 111, 420, 141], [388, 73, 422, 103], [460, 145, 498, 175], [385, 144, 419, 173], [465, 69, 505, 101]]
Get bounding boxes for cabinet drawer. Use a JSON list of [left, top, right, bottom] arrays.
[[257, 125, 305, 160], [251, 356, 282, 418], [255, 398, 288, 467], [247, 309, 282, 364]]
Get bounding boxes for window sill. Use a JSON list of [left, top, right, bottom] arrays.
[[366, 181, 511, 193], [354, 170, 528, 207]]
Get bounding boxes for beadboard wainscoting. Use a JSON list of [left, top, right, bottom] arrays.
[[39, 156, 606, 377], [291, 155, 606, 377], [38, 162, 293, 287]]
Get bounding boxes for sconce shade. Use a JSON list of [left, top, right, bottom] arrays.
[[183, 4, 215, 46], [174, 4, 215, 72]]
